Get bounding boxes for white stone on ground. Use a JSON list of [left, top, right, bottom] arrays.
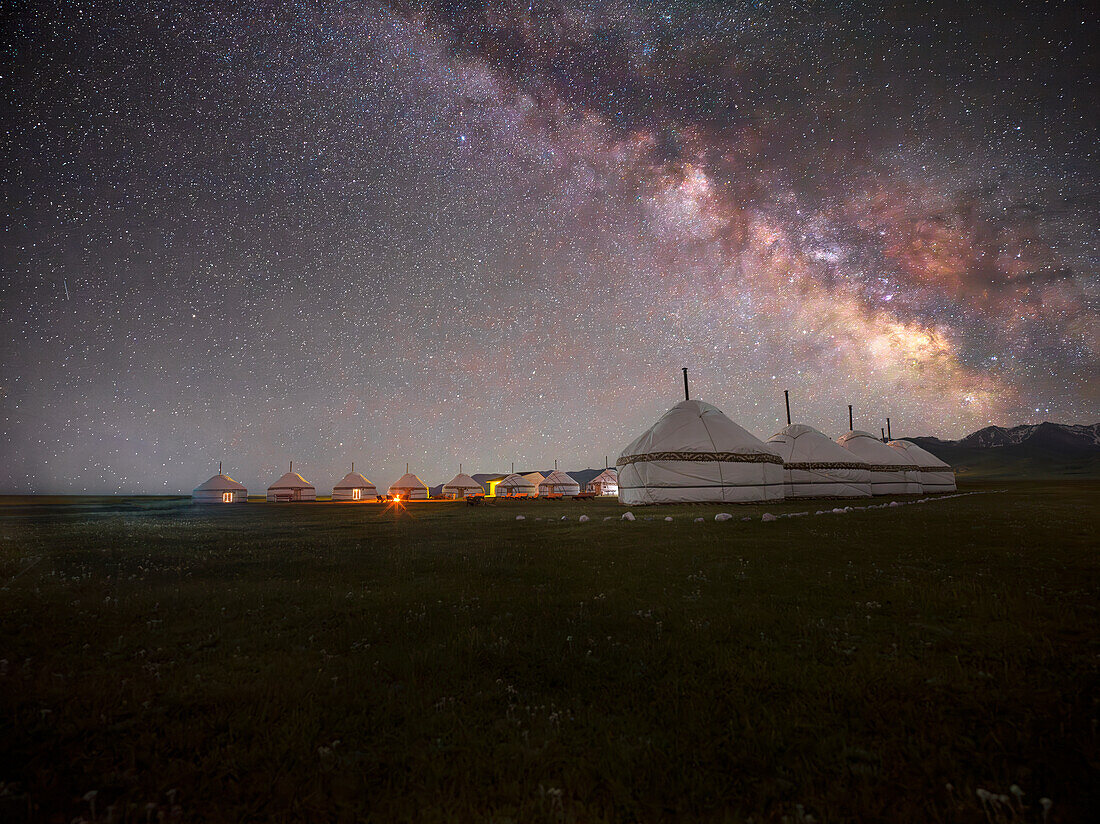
[[516, 515, 525, 520], [578, 515, 589, 523], [761, 513, 777, 522], [715, 513, 733, 522], [694, 517, 704, 523], [621, 512, 635, 521], [664, 516, 673, 522]]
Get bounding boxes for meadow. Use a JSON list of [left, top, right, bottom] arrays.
[[1, 482, 1097, 822]]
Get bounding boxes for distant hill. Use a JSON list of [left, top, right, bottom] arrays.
[[909, 422, 1100, 479]]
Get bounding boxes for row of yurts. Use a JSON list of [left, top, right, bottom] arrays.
[[193, 392, 955, 505], [192, 462, 608, 503]]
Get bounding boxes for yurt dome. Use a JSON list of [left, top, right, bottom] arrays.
[[332, 469, 378, 502], [586, 468, 619, 496], [388, 472, 429, 500], [835, 431, 922, 495], [442, 473, 485, 498], [537, 470, 581, 496], [521, 471, 545, 489], [192, 472, 247, 503], [617, 399, 784, 505], [267, 467, 317, 502], [765, 424, 872, 499], [496, 473, 536, 496], [888, 440, 956, 493]]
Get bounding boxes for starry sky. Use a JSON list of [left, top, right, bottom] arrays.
[[4, 0, 1097, 493]]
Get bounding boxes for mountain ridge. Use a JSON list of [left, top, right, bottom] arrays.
[[907, 421, 1100, 479]]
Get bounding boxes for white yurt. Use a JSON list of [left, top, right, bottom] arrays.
[[332, 466, 378, 502], [765, 424, 872, 498], [192, 467, 247, 503], [496, 473, 537, 496], [537, 470, 581, 496], [388, 471, 429, 500], [888, 440, 956, 492], [835, 431, 922, 495], [617, 399, 785, 505], [586, 468, 619, 496], [442, 472, 485, 498], [267, 465, 317, 502]]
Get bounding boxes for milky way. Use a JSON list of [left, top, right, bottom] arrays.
[[4, 1, 1097, 493]]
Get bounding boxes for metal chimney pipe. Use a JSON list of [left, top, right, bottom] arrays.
[[887, 418, 892, 440], [848, 405, 853, 431], [682, 367, 690, 401], [784, 390, 791, 426]]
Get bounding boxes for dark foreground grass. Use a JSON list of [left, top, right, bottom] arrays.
[[0, 482, 1097, 822]]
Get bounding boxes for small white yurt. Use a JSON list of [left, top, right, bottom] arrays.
[[388, 471, 429, 500], [587, 468, 619, 496], [835, 432, 922, 495], [617, 399, 784, 505], [888, 440, 956, 492], [496, 473, 537, 496], [267, 464, 317, 502], [332, 465, 379, 502], [537, 470, 581, 496], [765, 425, 872, 498], [521, 471, 545, 494], [192, 466, 247, 503], [442, 472, 485, 498]]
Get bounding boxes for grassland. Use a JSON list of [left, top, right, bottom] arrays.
[[1, 482, 1097, 822]]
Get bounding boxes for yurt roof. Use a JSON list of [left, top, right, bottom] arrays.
[[498, 473, 533, 488], [389, 472, 427, 489], [589, 468, 619, 484], [619, 400, 782, 465], [539, 470, 577, 485], [888, 440, 951, 469], [443, 473, 484, 491], [334, 472, 376, 489], [766, 424, 869, 466], [193, 473, 247, 493], [521, 471, 546, 482], [268, 472, 314, 490], [836, 431, 918, 468]]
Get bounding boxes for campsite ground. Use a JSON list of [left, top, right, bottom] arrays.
[[1, 482, 1097, 822]]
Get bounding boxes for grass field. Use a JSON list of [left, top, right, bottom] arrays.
[[1, 482, 1097, 822]]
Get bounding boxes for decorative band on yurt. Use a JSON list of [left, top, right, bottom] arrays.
[[618, 482, 782, 490], [862, 463, 921, 472], [617, 451, 784, 467], [784, 461, 870, 470]]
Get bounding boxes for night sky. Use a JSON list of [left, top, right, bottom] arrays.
[[5, 1, 1097, 493]]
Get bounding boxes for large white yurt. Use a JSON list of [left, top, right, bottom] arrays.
[[765, 424, 872, 498], [388, 472, 429, 500], [192, 468, 247, 503], [537, 470, 581, 496], [267, 466, 317, 502], [586, 468, 619, 496], [496, 473, 537, 496], [888, 440, 956, 492], [835, 431, 922, 495], [617, 400, 784, 505], [442, 472, 485, 498], [332, 467, 379, 502]]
